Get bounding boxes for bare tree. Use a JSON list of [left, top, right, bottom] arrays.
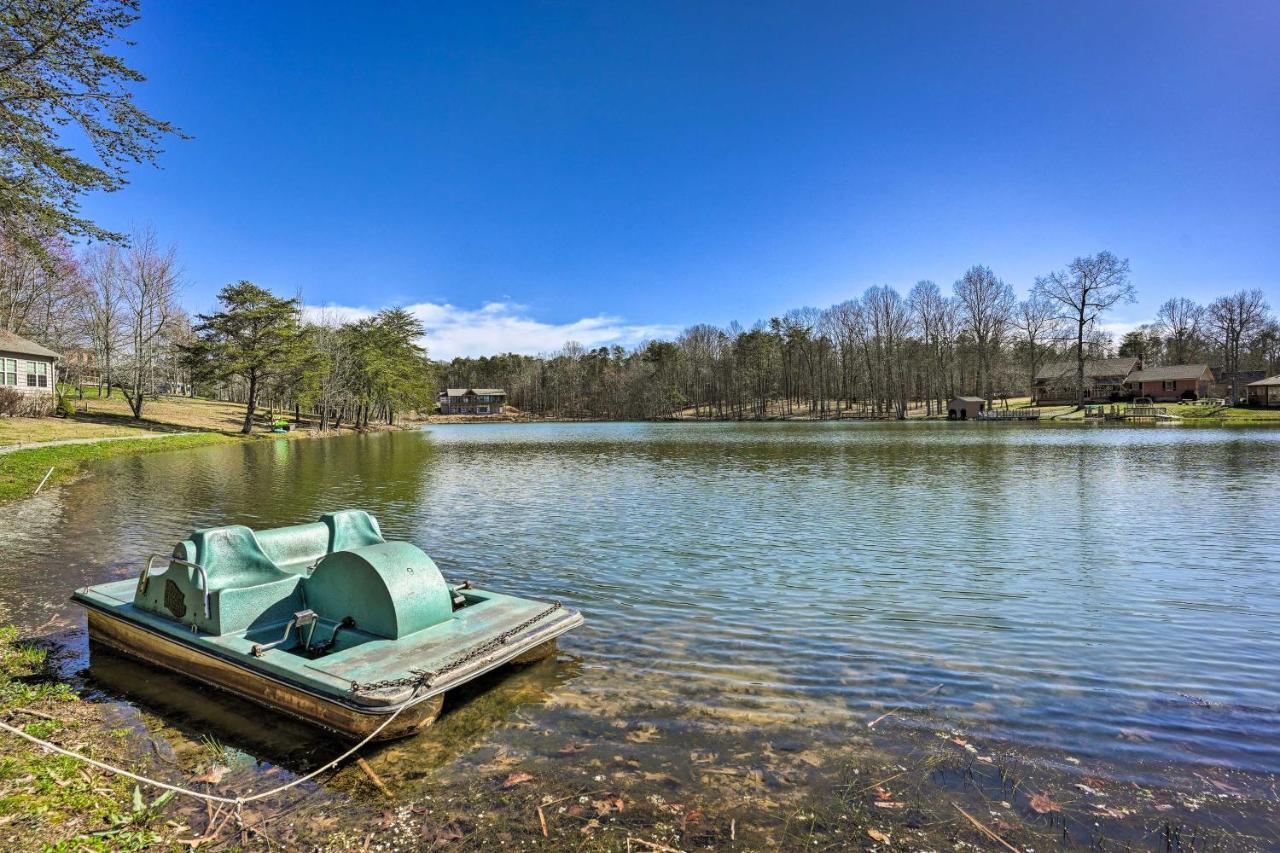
[[954, 265, 1015, 403], [81, 245, 126, 396], [1153, 297, 1204, 365], [1012, 292, 1060, 397], [1033, 251, 1135, 408], [909, 280, 949, 414], [117, 229, 180, 418], [0, 232, 82, 341], [863, 286, 913, 417], [1205, 289, 1270, 404]]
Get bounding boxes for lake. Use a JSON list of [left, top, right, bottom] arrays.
[[4, 422, 1279, 847]]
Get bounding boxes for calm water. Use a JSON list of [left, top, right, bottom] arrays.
[[3, 422, 1280, 805]]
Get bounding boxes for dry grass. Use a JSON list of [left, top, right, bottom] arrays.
[[62, 389, 263, 434], [0, 416, 148, 446]]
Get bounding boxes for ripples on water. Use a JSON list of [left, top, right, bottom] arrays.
[[3, 422, 1279, 784]]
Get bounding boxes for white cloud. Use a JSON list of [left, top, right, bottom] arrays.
[[1094, 320, 1142, 340], [303, 300, 678, 361]]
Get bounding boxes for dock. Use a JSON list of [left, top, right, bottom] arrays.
[[978, 408, 1041, 421]]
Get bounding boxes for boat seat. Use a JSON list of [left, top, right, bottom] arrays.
[[180, 525, 294, 589], [132, 511, 390, 637], [251, 510, 387, 575], [134, 525, 303, 636], [323, 509, 385, 551]]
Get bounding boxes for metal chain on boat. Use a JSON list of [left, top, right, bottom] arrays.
[[348, 601, 563, 695]]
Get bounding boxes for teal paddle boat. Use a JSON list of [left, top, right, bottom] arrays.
[[72, 510, 582, 740]]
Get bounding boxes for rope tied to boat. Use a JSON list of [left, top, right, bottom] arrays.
[[0, 682, 436, 808], [348, 601, 563, 694], [0, 600, 567, 810]]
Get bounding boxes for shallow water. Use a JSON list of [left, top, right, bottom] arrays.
[[3, 422, 1279, 842]]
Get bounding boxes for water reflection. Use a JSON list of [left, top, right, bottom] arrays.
[[1, 423, 1278, 799], [83, 643, 583, 779]]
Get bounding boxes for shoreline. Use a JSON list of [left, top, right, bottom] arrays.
[[0, 421, 415, 509], [423, 411, 1280, 426], [2, 619, 1274, 850]]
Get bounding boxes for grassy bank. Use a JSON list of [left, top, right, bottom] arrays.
[[0, 433, 237, 505], [0, 387, 422, 506], [1172, 403, 1280, 423], [0, 627, 184, 850]]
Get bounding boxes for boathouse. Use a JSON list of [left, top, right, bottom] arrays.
[[1124, 364, 1213, 401], [437, 388, 506, 415], [1246, 375, 1280, 407], [0, 330, 59, 396], [947, 396, 985, 420]]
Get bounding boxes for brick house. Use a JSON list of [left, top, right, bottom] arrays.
[[1124, 364, 1214, 401]]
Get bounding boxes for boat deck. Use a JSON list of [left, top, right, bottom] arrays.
[[75, 579, 582, 709]]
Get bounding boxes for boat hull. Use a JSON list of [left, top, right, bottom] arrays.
[[86, 610, 556, 740]]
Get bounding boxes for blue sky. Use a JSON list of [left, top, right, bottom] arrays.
[[81, 1, 1279, 358]]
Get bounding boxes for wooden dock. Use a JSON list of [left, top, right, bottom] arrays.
[[978, 408, 1041, 421]]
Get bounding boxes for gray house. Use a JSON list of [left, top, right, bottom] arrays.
[[437, 388, 506, 415], [1033, 357, 1139, 404], [0, 330, 59, 395]]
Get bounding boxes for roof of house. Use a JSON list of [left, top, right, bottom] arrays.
[[952, 396, 986, 403], [1126, 364, 1211, 383], [1247, 375, 1280, 387], [1211, 367, 1267, 383], [1034, 357, 1139, 383], [441, 387, 505, 396], [0, 329, 60, 359]]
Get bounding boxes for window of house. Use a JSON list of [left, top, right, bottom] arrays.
[[24, 361, 36, 387], [1163, 380, 1176, 391], [36, 362, 47, 387], [2, 359, 13, 386]]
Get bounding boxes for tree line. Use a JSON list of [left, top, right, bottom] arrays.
[[0, 231, 437, 432], [442, 253, 1278, 419]]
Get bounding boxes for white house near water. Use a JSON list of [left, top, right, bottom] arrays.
[[0, 330, 60, 395]]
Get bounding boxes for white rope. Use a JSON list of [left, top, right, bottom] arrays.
[[0, 688, 434, 806]]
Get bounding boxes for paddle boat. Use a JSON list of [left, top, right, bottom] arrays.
[[72, 510, 582, 740]]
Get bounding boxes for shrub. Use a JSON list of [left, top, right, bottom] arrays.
[[18, 395, 55, 417], [57, 394, 76, 418], [0, 387, 22, 416]]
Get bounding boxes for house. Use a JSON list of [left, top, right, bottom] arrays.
[[0, 330, 59, 395], [1246, 375, 1280, 408], [1211, 368, 1267, 400], [59, 346, 100, 386], [1123, 364, 1213, 401], [437, 388, 506, 415], [1033, 357, 1140, 404], [947, 396, 985, 420]]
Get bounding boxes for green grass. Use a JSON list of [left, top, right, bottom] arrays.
[[1171, 404, 1280, 423], [0, 416, 149, 446], [0, 626, 182, 850], [0, 432, 237, 505]]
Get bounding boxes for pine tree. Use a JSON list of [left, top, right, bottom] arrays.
[[186, 282, 312, 434]]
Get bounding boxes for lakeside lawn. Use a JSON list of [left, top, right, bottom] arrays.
[[0, 416, 146, 446], [0, 388, 371, 506], [54, 386, 295, 436]]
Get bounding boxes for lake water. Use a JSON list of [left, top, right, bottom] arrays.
[[3, 422, 1279, 846]]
